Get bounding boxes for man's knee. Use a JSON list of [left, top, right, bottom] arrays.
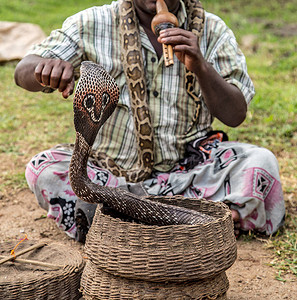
[[25, 150, 52, 190], [249, 146, 279, 170], [25, 149, 71, 190]]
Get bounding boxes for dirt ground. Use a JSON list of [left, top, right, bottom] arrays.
[[0, 189, 296, 300], [1, 140, 295, 300]]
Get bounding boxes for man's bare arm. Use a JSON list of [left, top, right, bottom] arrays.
[[14, 54, 75, 99], [159, 28, 247, 127]]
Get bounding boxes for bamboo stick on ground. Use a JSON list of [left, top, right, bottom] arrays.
[[0, 242, 47, 265], [0, 255, 63, 269]]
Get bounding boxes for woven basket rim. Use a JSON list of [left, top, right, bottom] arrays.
[[84, 196, 237, 282], [0, 241, 85, 286], [99, 196, 232, 229]]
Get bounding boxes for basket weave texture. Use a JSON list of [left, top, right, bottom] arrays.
[[0, 241, 85, 300], [82, 196, 237, 299], [84, 196, 237, 282], [82, 259, 229, 300]]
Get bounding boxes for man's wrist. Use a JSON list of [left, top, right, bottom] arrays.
[[193, 58, 208, 77]]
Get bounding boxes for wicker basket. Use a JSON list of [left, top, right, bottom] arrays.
[[84, 196, 237, 283], [0, 240, 85, 300], [81, 259, 229, 300]]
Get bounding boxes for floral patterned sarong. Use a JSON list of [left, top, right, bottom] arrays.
[[25, 141, 285, 238]]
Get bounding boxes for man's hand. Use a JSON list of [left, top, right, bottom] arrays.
[[34, 58, 75, 98], [158, 28, 247, 127], [158, 28, 203, 73], [15, 55, 75, 99]]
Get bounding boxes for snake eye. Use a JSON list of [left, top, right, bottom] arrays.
[[102, 92, 110, 106], [84, 94, 95, 110]]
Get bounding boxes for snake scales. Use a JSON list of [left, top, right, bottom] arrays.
[[69, 0, 212, 225], [91, 0, 205, 182], [69, 62, 214, 225]]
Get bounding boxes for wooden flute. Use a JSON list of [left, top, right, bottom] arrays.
[[151, 0, 179, 67]]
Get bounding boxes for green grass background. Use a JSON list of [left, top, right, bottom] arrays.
[[0, 0, 296, 278]]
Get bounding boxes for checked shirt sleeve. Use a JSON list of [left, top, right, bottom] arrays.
[[26, 12, 86, 70], [203, 13, 256, 105]]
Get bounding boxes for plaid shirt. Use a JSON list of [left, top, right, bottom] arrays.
[[27, 1, 255, 172]]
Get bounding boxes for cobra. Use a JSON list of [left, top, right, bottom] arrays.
[[69, 61, 214, 225]]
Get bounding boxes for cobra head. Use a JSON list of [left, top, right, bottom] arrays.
[[73, 61, 119, 146]]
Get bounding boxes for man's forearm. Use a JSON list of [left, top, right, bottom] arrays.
[[193, 60, 247, 127], [158, 28, 248, 127]]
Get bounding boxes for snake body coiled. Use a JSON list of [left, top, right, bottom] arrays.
[[69, 62, 214, 225]]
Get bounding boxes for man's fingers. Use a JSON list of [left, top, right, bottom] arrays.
[[159, 35, 191, 46], [40, 63, 54, 87], [34, 63, 45, 85], [35, 60, 56, 87], [159, 28, 193, 41], [34, 59, 74, 96], [62, 78, 75, 99], [58, 64, 74, 92], [159, 27, 193, 38], [50, 65, 64, 89], [158, 29, 197, 51]]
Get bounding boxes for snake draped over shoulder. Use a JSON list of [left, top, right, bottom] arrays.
[[90, 0, 205, 182]]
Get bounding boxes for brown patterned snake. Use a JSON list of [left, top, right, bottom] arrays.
[[90, 0, 205, 182], [69, 61, 214, 225]]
